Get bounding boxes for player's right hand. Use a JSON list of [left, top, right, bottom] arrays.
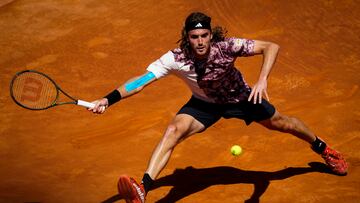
[[89, 98, 108, 114]]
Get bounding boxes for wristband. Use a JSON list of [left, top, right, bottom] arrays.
[[104, 89, 122, 107]]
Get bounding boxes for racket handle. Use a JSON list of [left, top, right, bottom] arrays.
[[77, 100, 96, 108]]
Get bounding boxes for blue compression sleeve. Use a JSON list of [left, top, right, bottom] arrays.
[[125, 72, 156, 92]]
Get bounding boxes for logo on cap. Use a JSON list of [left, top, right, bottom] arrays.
[[195, 23, 203, 28]]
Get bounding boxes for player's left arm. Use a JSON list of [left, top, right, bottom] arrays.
[[248, 40, 280, 104]]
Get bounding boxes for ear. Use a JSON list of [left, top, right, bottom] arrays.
[[210, 33, 213, 40]]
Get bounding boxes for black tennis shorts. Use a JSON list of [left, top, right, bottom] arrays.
[[177, 96, 276, 129]]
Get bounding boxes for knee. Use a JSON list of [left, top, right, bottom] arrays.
[[164, 124, 177, 138], [162, 124, 184, 144]]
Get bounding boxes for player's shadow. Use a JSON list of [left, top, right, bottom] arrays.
[[101, 162, 332, 203], [152, 162, 332, 203]]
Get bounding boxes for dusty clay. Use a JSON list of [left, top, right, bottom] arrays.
[[0, 0, 359, 202]]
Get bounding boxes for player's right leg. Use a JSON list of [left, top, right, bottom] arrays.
[[117, 96, 221, 202], [117, 114, 205, 203], [145, 113, 205, 179]]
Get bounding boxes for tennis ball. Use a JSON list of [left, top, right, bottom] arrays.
[[231, 145, 242, 156]]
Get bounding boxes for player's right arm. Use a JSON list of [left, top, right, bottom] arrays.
[[90, 71, 157, 114], [121, 71, 157, 98]]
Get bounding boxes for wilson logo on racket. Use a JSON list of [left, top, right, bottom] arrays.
[[20, 77, 43, 102]]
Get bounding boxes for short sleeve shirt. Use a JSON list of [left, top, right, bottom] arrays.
[[147, 38, 255, 104]]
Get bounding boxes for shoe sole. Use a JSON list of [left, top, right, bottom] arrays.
[[118, 175, 137, 202]]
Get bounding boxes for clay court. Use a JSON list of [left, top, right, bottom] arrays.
[[1, 0, 359, 202]]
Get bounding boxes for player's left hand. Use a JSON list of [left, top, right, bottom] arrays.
[[248, 79, 270, 104]]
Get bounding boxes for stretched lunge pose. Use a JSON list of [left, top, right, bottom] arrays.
[[90, 12, 348, 203]]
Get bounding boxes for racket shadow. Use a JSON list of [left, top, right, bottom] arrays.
[[102, 162, 332, 203], [152, 162, 332, 203]]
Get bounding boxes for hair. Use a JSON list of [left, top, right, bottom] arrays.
[[177, 12, 227, 52]]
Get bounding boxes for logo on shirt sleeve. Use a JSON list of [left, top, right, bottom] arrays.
[[234, 39, 244, 47]]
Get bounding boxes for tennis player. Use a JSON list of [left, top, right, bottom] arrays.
[[90, 12, 348, 203]]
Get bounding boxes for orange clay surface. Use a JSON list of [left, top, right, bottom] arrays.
[[0, 0, 359, 202]]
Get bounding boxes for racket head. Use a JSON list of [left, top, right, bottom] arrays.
[[10, 70, 59, 110]]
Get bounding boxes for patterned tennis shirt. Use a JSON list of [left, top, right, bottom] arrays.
[[147, 38, 255, 104]]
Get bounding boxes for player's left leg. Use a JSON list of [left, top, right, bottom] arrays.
[[257, 111, 348, 175], [257, 111, 316, 143]]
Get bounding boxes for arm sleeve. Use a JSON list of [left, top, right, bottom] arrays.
[[227, 38, 255, 57], [146, 51, 177, 79]]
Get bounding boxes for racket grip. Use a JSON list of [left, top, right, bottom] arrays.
[[77, 100, 96, 108]]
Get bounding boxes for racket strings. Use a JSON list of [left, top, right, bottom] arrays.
[[11, 72, 58, 109]]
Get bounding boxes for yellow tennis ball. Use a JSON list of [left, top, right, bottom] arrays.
[[231, 145, 242, 156]]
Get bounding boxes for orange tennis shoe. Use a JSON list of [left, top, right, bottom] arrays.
[[321, 146, 348, 175], [117, 175, 146, 203]]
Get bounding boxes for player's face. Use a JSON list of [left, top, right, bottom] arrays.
[[187, 29, 212, 59]]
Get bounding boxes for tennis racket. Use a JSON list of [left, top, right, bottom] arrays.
[[10, 70, 95, 110]]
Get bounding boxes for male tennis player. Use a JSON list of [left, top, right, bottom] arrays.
[[90, 12, 348, 203]]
